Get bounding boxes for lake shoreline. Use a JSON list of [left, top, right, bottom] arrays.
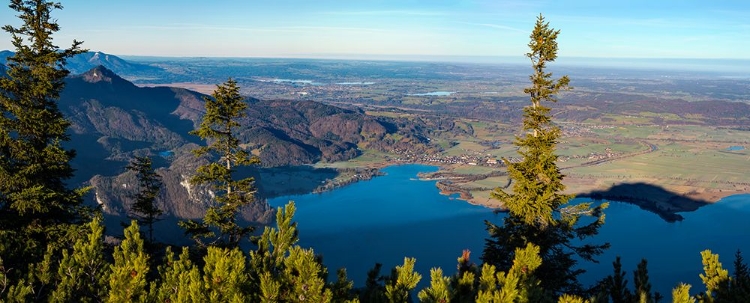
[[269, 160, 749, 222]]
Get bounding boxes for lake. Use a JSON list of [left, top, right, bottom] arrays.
[[336, 82, 376, 85], [268, 164, 750, 295], [408, 91, 456, 96], [727, 146, 745, 151]]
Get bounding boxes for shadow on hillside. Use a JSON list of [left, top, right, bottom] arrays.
[[576, 182, 711, 223], [255, 166, 339, 200]]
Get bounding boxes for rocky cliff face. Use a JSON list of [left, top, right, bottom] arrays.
[[58, 66, 432, 226]]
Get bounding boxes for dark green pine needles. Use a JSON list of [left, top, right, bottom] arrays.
[[482, 14, 609, 297], [0, 0, 89, 268], [179, 78, 261, 248]]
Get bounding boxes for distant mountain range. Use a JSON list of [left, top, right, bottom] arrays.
[[0, 50, 163, 76], [49, 65, 432, 231]]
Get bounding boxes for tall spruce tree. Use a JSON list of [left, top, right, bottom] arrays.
[[179, 78, 260, 248], [0, 0, 88, 269], [126, 156, 163, 243], [482, 14, 608, 296]]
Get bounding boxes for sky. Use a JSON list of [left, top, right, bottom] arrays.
[[0, 0, 749, 60]]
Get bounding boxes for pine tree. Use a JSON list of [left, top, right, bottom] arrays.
[[671, 284, 695, 303], [0, 0, 89, 270], [384, 257, 422, 302], [417, 268, 451, 303], [697, 250, 730, 303], [600, 256, 631, 303], [202, 247, 249, 302], [417, 250, 477, 303], [331, 268, 357, 303], [475, 244, 543, 303], [728, 250, 750, 300], [249, 202, 337, 302], [482, 14, 608, 296], [633, 259, 657, 303], [126, 156, 163, 243], [108, 221, 149, 303], [49, 216, 109, 302], [150, 246, 203, 303], [179, 78, 260, 248]]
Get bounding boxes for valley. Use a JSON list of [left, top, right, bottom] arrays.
[[118, 55, 750, 218], [4, 50, 749, 223]]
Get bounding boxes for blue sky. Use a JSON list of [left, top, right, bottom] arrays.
[[1, 0, 749, 60]]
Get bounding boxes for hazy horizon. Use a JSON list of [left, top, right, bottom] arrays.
[[116, 52, 750, 75], [1, 1, 749, 60]]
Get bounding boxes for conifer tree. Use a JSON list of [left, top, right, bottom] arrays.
[[331, 268, 357, 303], [671, 284, 694, 303], [108, 221, 149, 303], [179, 78, 260, 248], [202, 247, 249, 302], [697, 250, 730, 302], [49, 216, 109, 302], [418, 268, 452, 303], [728, 250, 750, 300], [417, 250, 477, 303], [482, 14, 608, 296], [126, 156, 163, 243], [603, 257, 631, 303], [633, 259, 658, 303], [150, 246, 203, 303], [0, 0, 88, 269], [249, 202, 340, 302], [384, 257, 422, 302], [475, 244, 543, 303]]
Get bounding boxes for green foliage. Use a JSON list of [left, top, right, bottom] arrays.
[[418, 268, 451, 302], [495, 13, 572, 228], [49, 216, 109, 302], [697, 250, 729, 302], [671, 284, 695, 303], [483, 14, 608, 296], [249, 201, 299, 277], [283, 246, 334, 302], [595, 257, 661, 303], [108, 221, 149, 303], [0, 0, 89, 272], [385, 257, 422, 302], [359, 263, 387, 302], [249, 202, 337, 302], [126, 156, 164, 243], [633, 259, 657, 303], [728, 250, 750, 300], [602, 256, 631, 303], [202, 247, 249, 302], [476, 243, 543, 303], [331, 268, 357, 303], [150, 246, 203, 303], [180, 78, 261, 248]]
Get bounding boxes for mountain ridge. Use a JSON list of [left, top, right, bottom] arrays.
[[56, 66, 434, 234], [0, 50, 164, 76]]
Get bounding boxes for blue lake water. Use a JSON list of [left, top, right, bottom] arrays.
[[336, 82, 376, 85], [268, 164, 750, 295], [727, 146, 745, 151], [408, 91, 456, 96]]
